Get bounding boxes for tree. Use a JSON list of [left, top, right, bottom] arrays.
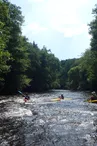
[[1, 0, 30, 94], [84, 4, 97, 91], [0, 0, 11, 90], [68, 66, 80, 90], [89, 4, 97, 51], [59, 59, 78, 89], [79, 49, 97, 90]]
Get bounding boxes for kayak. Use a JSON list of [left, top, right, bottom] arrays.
[[87, 99, 97, 103], [51, 98, 61, 101], [51, 97, 72, 102]]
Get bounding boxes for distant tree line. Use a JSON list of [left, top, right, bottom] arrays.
[[0, 0, 97, 94]]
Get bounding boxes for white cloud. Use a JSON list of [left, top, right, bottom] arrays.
[[52, 24, 88, 37], [22, 0, 91, 37], [45, 0, 90, 37], [22, 22, 48, 35], [63, 24, 88, 37]]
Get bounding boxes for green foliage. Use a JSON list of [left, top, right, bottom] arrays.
[[27, 46, 61, 91], [89, 4, 97, 50], [88, 4, 97, 90], [59, 59, 78, 89], [68, 66, 80, 90], [0, 0, 30, 94], [0, 0, 11, 88], [80, 49, 97, 90]]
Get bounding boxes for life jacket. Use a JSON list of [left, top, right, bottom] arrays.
[[24, 98, 27, 102], [90, 96, 97, 100]]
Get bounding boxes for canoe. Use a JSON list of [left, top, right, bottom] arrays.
[[87, 99, 97, 103]]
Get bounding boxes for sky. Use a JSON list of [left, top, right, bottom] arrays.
[[10, 0, 97, 60]]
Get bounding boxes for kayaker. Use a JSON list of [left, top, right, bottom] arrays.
[[24, 93, 30, 102], [90, 91, 97, 100], [61, 94, 64, 99], [18, 91, 30, 102], [59, 94, 64, 99]]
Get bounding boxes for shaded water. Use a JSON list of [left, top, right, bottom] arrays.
[[0, 90, 97, 146]]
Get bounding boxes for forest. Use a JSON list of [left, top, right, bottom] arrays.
[[0, 0, 97, 94]]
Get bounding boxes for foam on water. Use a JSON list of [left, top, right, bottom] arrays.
[[14, 98, 24, 103], [79, 121, 94, 128], [0, 99, 12, 104], [1, 90, 97, 146], [4, 107, 32, 118]]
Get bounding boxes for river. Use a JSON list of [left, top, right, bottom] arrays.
[[0, 90, 97, 146]]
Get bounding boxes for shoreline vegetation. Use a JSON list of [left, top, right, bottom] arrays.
[[1, 0, 97, 95]]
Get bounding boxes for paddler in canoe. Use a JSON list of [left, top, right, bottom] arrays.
[[88, 91, 97, 103]]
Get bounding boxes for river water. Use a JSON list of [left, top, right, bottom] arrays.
[[0, 90, 97, 146]]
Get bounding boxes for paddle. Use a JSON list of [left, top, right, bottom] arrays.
[[18, 90, 26, 97]]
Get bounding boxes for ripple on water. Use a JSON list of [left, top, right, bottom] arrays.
[[0, 90, 97, 146]]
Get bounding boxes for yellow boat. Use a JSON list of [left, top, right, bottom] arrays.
[[87, 99, 97, 103], [51, 97, 72, 102], [51, 98, 61, 101]]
